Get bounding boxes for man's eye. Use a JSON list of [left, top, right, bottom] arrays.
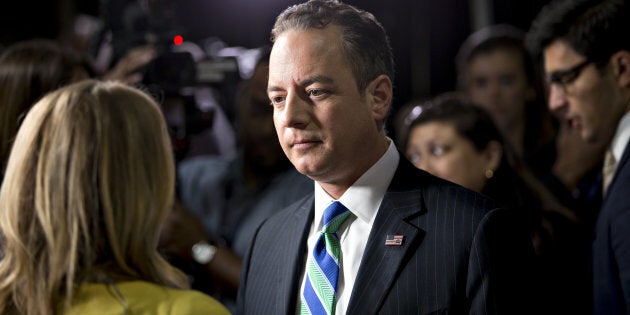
[[558, 72, 579, 85], [307, 89, 326, 97], [270, 96, 284, 105]]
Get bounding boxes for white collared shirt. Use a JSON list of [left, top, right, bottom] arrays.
[[610, 111, 630, 165], [297, 138, 399, 315]]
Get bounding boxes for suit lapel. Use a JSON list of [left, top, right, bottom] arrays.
[[346, 159, 428, 313], [275, 194, 315, 313]]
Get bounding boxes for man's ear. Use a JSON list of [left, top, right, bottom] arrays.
[[611, 50, 630, 88], [366, 74, 393, 122]]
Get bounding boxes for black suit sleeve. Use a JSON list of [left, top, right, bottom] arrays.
[[467, 208, 538, 315]]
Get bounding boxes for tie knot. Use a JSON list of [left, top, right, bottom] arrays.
[[603, 149, 618, 195], [604, 149, 617, 170], [322, 201, 351, 234]]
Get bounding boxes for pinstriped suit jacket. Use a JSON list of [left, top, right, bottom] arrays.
[[237, 157, 535, 314]]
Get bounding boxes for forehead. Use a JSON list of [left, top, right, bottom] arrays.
[[411, 121, 458, 139], [269, 26, 350, 81], [543, 39, 584, 72], [468, 49, 524, 72]]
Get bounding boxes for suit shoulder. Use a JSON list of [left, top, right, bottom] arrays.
[[253, 193, 313, 234]]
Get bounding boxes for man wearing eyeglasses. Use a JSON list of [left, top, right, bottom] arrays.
[[527, 0, 630, 314]]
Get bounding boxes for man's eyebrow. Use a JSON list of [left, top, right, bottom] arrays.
[[267, 85, 284, 93], [267, 75, 335, 94], [299, 75, 334, 87]]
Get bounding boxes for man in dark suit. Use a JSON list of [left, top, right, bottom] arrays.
[[527, 0, 630, 314], [237, 1, 534, 314]]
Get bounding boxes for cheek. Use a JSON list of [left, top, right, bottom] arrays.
[[503, 83, 529, 104], [429, 158, 463, 184], [273, 119, 286, 145], [440, 152, 485, 191], [570, 85, 603, 121], [467, 87, 488, 103]]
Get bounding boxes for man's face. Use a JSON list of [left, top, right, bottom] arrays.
[[543, 39, 622, 144], [268, 26, 386, 186]]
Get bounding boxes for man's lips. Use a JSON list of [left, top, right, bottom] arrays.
[[565, 115, 580, 128], [290, 138, 321, 149]]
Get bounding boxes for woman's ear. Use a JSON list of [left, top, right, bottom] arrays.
[[366, 74, 393, 122], [484, 140, 503, 172]]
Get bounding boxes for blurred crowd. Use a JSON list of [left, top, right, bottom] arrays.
[[0, 0, 628, 314]]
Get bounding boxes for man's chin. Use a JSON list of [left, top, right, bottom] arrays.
[[582, 129, 600, 145], [291, 160, 319, 178]]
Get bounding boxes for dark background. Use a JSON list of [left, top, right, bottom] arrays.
[[0, 0, 551, 117]]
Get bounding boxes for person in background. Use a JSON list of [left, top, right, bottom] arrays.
[[456, 24, 556, 174], [0, 38, 154, 180], [457, 23, 605, 244], [527, 0, 630, 313], [0, 80, 230, 315], [0, 39, 94, 181], [237, 1, 535, 313], [403, 94, 590, 314]]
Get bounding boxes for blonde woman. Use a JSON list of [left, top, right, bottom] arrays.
[[0, 79, 230, 315]]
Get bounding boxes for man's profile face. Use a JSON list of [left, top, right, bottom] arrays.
[[544, 39, 621, 144], [267, 26, 382, 185]]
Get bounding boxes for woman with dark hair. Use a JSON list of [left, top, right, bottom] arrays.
[[405, 95, 564, 226], [404, 94, 592, 314], [0, 39, 94, 181], [457, 24, 604, 255], [456, 24, 556, 176]]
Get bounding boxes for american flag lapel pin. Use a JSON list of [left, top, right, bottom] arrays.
[[385, 234, 404, 246]]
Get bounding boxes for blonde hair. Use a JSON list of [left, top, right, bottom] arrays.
[[0, 79, 187, 314]]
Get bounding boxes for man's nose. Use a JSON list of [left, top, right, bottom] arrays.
[[547, 83, 567, 112], [277, 92, 309, 129]]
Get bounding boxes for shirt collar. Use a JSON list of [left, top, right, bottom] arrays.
[[611, 111, 630, 162], [314, 138, 399, 226]]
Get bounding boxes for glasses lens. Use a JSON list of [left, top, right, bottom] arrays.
[[548, 60, 591, 85]]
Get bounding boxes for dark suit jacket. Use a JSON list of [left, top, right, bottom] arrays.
[[593, 140, 630, 315], [237, 157, 535, 314]]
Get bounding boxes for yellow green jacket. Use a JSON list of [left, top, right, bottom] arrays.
[[62, 281, 230, 315]]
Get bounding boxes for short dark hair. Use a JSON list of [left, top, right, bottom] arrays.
[[526, 0, 630, 65], [270, 0, 395, 92]]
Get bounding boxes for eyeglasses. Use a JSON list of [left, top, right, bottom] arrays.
[[546, 59, 592, 93]]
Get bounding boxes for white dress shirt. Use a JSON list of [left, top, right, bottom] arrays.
[[298, 138, 399, 315], [610, 111, 630, 165]]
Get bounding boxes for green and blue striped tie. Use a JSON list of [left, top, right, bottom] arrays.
[[301, 201, 351, 315]]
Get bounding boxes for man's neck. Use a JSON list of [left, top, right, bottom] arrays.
[[317, 137, 391, 200]]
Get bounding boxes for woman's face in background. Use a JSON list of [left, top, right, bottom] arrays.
[[465, 49, 532, 131], [406, 121, 497, 192]]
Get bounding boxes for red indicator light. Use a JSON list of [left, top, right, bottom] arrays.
[[173, 35, 184, 45]]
